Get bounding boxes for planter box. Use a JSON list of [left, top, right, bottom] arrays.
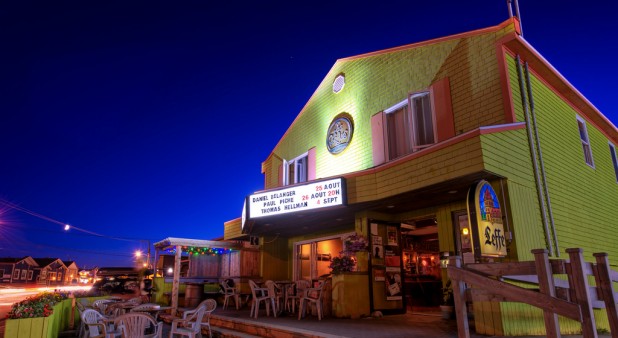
[[5, 314, 55, 338], [331, 272, 370, 319], [5, 298, 90, 338]]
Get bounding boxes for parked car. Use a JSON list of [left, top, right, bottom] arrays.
[[93, 267, 139, 294]]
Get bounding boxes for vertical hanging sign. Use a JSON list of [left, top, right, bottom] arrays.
[[467, 180, 507, 258]]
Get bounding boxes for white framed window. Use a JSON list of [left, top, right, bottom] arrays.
[[12, 269, 20, 279], [576, 115, 594, 167], [283, 153, 308, 186], [41, 270, 47, 280], [385, 91, 436, 160], [610, 143, 618, 183], [20, 270, 27, 280], [27, 270, 33, 280]]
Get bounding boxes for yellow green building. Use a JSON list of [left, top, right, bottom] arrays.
[[224, 17, 618, 335]]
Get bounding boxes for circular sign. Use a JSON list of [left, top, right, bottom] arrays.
[[326, 115, 353, 154]]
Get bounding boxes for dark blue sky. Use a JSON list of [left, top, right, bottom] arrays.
[[1, 1, 617, 268]]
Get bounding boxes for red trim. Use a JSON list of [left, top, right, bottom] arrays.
[[308, 147, 316, 181], [500, 35, 618, 144], [371, 112, 386, 166], [431, 78, 455, 142], [340, 18, 517, 62]]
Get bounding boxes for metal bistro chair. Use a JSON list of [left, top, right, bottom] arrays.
[[298, 279, 330, 321], [220, 279, 240, 310], [249, 279, 273, 318]]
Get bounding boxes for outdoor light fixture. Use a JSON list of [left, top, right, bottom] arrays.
[[64, 224, 70, 231], [167, 267, 173, 274]]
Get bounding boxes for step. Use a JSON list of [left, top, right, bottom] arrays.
[[211, 315, 326, 338], [212, 326, 262, 338]]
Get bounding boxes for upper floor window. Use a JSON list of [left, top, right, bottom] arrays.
[[384, 92, 435, 160], [283, 153, 308, 185], [610, 143, 618, 183], [576, 115, 594, 167]]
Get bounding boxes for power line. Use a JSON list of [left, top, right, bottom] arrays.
[[0, 198, 149, 242]]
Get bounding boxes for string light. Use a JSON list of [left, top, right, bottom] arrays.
[[163, 246, 234, 256]]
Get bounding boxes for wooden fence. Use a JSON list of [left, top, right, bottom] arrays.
[[447, 248, 618, 338]]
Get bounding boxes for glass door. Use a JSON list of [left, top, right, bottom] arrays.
[[295, 234, 348, 280]]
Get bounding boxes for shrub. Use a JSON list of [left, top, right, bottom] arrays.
[[329, 255, 356, 274]]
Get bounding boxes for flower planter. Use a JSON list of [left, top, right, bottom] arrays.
[[5, 298, 80, 338], [5, 314, 55, 338]]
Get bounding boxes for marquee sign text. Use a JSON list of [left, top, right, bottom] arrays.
[[247, 178, 345, 218]]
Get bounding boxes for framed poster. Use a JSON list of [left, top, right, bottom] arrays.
[[387, 226, 398, 246], [373, 244, 384, 259], [374, 268, 385, 282], [385, 267, 402, 300]]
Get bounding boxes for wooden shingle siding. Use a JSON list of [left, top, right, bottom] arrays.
[[224, 218, 242, 240]]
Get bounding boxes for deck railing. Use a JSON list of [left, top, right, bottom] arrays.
[[447, 248, 618, 338]]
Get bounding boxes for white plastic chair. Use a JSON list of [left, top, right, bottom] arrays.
[[114, 312, 162, 338], [298, 279, 330, 320], [169, 303, 206, 338], [80, 308, 114, 338], [220, 279, 240, 310], [249, 280, 273, 318], [285, 279, 311, 314], [264, 280, 284, 314]]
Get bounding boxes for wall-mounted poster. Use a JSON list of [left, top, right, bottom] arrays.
[[374, 268, 385, 282], [385, 255, 400, 267], [385, 267, 402, 300], [387, 226, 398, 246], [372, 235, 382, 245], [371, 223, 378, 236], [373, 244, 384, 259]]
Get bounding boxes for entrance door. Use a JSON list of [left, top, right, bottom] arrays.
[[295, 234, 348, 281]]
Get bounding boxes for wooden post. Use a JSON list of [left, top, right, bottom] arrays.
[[448, 256, 470, 338], [532, 249, 560, 338], [566, 248, 597, 338], [171, 244, 182, 316], [69, 293, 75, 330], [593, 253, 618, 335]]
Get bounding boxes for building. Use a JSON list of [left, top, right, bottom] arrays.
[[224, 17, 618, 335], [62, 260, 79, 284], [0, 256, 38, 284], [33, 258, 67, 286]]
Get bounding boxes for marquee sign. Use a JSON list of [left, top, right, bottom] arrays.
[[246, 177, 346, 219], [467, 180, 507, 258]]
